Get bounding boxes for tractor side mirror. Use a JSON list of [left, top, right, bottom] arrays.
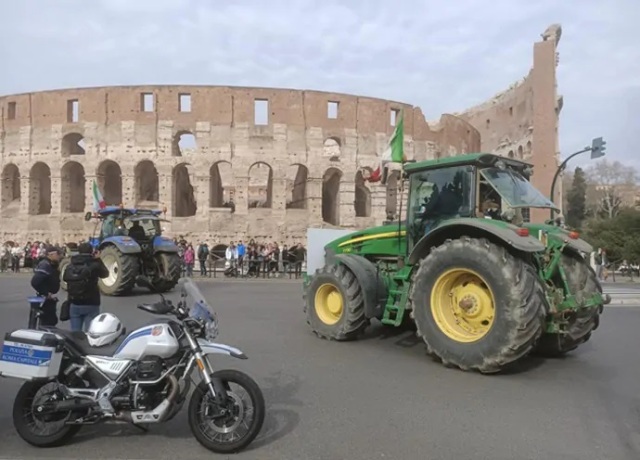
[[84, 212, 92, 221]]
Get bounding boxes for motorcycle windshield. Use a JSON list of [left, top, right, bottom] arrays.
[[180, 278, 218, 326]]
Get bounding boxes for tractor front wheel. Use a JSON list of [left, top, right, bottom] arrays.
[[98, 246, 140, 296], [304, 263, 369, 341], [409, 237, 546, 373], [534, 251, 603, 357]]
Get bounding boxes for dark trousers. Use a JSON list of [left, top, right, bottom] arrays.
[[199, 259, 208, 276]]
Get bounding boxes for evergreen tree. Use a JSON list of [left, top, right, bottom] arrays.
[[565, 167, 587, 229]]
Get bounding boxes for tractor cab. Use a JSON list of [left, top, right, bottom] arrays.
[[405, 154, 559, 246]]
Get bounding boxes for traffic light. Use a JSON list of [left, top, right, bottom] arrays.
[[591, 137, 606, 159]]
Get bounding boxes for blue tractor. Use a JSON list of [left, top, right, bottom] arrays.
[[60, 206, 182, 296]]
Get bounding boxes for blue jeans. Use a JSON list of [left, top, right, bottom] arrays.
[[70, 304, 100, 332]]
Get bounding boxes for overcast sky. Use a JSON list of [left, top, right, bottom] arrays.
[[0, 0, 637, 171]]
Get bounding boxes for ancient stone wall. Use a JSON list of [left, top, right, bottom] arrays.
[[0, 86, 480, 244], [458, 24, 564, 223]]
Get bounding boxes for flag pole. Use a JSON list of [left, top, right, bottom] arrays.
[[396, 109, 405, 267]]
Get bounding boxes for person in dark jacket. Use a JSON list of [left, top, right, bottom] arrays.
[[67, 242, 109, 332], [30, 245, 62, 327]]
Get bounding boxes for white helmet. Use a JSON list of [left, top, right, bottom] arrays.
[[87, 313, 124, 347]]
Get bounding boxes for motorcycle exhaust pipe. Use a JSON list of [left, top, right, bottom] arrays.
[[36, 398, 97, 415]]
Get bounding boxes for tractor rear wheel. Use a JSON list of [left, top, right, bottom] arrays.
[[152, 253, 182, 293], [534, 251, 603, 357], [304, 263, 369, 341], [98, 246, 140, 296], [409, 237, 546, 373]]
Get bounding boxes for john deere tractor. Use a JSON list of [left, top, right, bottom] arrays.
[[303, 153, 611, 373], [60, 207, 181, 296]]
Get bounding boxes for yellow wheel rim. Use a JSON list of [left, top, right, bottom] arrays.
[[314, 283, 344, 325], [430, 268, 495, 343]]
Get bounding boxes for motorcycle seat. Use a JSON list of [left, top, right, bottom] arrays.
[[46, 328, 126, 357]]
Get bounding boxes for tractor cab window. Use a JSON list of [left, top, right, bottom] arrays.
[[100, 214, 126, 238], [478, 166, 558, 224], [123, 217, 161, 240], [407, 166, 473, 242]]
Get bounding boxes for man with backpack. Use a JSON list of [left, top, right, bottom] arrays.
[[63, 242, 109, 332]]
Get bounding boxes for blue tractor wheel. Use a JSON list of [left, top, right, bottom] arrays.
[[98, 246, 140, 296]]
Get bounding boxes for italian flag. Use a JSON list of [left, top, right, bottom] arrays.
[[92, 180, 106, 212], [367, 110, 405, 184]]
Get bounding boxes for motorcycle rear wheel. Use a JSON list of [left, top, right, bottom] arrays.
[[188, 369, 265, 454], [12, 380, 81, 447]]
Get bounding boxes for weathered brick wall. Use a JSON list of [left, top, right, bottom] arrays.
[[0, 85, 480, 244]]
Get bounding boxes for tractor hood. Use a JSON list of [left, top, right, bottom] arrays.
[[325, 223, 406, 255], [523, 223, 593, 254]]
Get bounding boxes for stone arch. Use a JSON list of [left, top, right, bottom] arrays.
[[385, 170, 400, 219], [286, 164, 308, 209], [517, 145, 524, 159], [61, 161, 86, 213], [61, 133, 86, 157], [322, 167, 342, 225], [507, 150, 515, 158], [172, 163, 197, 217], [209, 161, 234, 208], [323, 137, 341, 159], [526, 141, 532, 157], [97, 160, 122, 206], [134, 160, 159, 205], [248, 162, 273, 208], [354, 171, 371, 217], [172, 131, 197, 157], [29, 162, 52, 215], [1, 163, 21, 211]]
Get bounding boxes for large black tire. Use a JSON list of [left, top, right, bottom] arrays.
[[534, 251, 604, 356], [59, 257, 71, 291], [304, 263, 369, 341], [12, 380, 82, 447], [188, 369, 265, 454], [98, 246, 140, 296], [409, 237, 547, 373], [152, 252, 182, 293]]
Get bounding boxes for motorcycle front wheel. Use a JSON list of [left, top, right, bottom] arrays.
[[188, 369, 265, 454]]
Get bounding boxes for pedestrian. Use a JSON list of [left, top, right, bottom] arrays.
[[184, 244, 195, 277], [63, 242, 109, 332], [30, 245, 62, 327], [197, 242, 209, 276]]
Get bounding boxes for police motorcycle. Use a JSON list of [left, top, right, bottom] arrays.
[[0, 277, 265, 454]]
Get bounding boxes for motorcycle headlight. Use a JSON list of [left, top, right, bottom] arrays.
[[204, 319, 219, 341]]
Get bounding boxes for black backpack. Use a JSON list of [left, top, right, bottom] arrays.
[[64, 261, 93, 299]]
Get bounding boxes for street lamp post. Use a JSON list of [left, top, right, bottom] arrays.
[[549, 137, 607, 220]]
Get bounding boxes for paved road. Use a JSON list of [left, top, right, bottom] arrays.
[[1, 277, 640, 460]]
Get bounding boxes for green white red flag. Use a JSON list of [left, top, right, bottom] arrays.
[[92, 180, 106, 212], [367, 111, 405, 184]]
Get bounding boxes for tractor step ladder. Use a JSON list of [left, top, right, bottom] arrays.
[[381, 283, 408, 327]]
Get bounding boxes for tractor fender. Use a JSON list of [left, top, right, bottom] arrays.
[[330, 254, 388, 319], [408, 220, 545, 265], [98, 236, 142, 254], [152, 235, 179, 253], [548, 232, 593, 255]]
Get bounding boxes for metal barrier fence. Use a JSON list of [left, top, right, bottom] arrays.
[[185, 255, 307, 279]]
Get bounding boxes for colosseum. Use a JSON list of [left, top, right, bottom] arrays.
[[0, 24, 563, 245]]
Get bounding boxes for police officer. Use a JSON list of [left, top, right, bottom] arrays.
[[30, 244, 62, 327]]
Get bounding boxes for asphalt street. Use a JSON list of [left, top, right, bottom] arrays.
[[0, 275, 639, 460]]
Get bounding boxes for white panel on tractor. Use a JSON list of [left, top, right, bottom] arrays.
[[306, 228, 354, 275]]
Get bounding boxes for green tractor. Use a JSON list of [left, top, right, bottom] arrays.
[[303, 153, 611, 373]]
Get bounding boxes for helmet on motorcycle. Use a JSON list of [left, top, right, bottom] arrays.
[[86, 313, 124, 347]]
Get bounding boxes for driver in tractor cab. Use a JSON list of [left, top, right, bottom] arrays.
[[128, 220, 145, 241]]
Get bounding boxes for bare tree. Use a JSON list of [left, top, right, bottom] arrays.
[[585, 159, 638, 219]]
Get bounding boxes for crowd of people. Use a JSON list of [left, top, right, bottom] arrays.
[[1, 241, 67, 273], [174, 238, 307, 278]]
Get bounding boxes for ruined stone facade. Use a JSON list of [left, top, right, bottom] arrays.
[[0, 25, 562, 244]]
